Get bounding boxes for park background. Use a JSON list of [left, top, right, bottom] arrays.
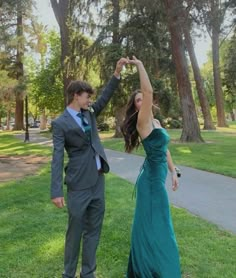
[[0, 0, 236, 277]]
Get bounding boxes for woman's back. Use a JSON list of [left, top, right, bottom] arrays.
[[142, 127, 170, 162]]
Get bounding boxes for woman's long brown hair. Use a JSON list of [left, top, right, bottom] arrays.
[[121, 90, 141, 153]]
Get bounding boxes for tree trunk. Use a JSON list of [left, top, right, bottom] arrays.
[[40, 109, 47, 130], [212, 30, 227, 127], [163, 0, 203, 142], [183, 24, 215, 130], [230, 110, 235, 121], [211, 0, 227, 127], [6, 108, 11, 130], [14, 1, 24, 130], [113, 105, 126, 138], [112, 0, 120, 44], [51, 0, 72, 107], [14, 93, 24, 130], [111, 0, 123, 137]]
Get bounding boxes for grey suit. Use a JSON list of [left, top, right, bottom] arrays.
[[50, 76, 120, 278]]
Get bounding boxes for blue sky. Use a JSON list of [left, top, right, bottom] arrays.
[[35, 0, 211, 66]]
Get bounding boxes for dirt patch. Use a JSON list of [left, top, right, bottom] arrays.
[[0, 155, 50, 182]]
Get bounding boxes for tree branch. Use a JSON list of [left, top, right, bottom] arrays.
[[220, 21, 236, 47]]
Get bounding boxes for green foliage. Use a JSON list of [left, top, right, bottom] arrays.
[[0, 70, 18, 98], [28, 31, 64, 114], [66, 29, 93, 80], [152, 79, 181, 118], [223, 29, 236, 114], [193, 0, 236, 37], [165, 118, 183, 129], [1, 0, 235, 128], [0, 0, 35, 75], [88, 0, 180, 121], [202, 30, 236, 119], [201, 62, 216, 109], [0, 70, 18, 119]]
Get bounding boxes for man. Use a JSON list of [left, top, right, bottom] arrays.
[[51, 58, 128, 278]]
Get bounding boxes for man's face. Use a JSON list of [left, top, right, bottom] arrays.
[[75, 91, 91, 110]]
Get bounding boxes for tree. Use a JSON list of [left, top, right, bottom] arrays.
[[193, 0, 236, 127], [50, 0, 72, 106], [27, 21, 48, 129], [50, 0, 95, 106], [28, 31, 64, 119], [91, 0, 180, 136], [0, 0, 35, 130], [100, 0, 124, 137], [211, 0, 227, 126], [162, 0, 204, 142], [0, 70, 17, 130], [181, 2, 215, 129], [14, 0, 24, 130], [223, 30, 236, 120]]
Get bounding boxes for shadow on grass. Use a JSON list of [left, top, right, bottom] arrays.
[[0, 142, 51, 156]]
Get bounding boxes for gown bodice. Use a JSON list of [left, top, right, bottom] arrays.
[[142, 128, 170, 163]]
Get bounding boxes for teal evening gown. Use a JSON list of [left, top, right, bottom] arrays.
[[127, 128, 181, 278]]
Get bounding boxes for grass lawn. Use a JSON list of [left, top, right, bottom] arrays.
[[101, 128, 236, 178], [0, 166, 236, 278], [0, 130, 236, 277], [0, 132, 51, 157]]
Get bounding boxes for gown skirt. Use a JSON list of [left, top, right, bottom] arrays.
[[127, 128, 181, 278]]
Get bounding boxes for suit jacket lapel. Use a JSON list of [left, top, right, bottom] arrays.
[[63, 109, 87, 140]]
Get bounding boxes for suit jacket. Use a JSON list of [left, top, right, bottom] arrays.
[[50, 76, 120, 198]]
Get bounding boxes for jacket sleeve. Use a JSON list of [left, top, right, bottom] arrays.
[[50, 120, 65, 198], [92, 75, 120, 116]]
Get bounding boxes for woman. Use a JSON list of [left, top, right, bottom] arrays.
[[121, 56, 181, 277]]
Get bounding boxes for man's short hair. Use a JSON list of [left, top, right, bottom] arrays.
[[66, 80, 94, 105]]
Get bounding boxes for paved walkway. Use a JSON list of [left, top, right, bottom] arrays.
[[14, 129, 53, 146], [15, 130, 236, 234], [106, 149, 236, 234]]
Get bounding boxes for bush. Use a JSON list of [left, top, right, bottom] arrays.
[[97, 117, 115, 131], [97, 122, 109, 131], [165, 118, 183, 129]]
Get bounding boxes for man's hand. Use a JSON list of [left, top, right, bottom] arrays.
[[52, 197, 65, 208], [114, 57, 129, 78]]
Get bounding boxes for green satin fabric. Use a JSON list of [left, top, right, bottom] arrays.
[[127, 128, 181, 278]]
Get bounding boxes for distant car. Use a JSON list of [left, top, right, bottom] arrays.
[[9, 122, 15, 129], [30, 121, 40, 128], [1, 122, 14, 130]]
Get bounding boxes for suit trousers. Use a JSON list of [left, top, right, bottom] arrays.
[[63, 173, 105, 278]]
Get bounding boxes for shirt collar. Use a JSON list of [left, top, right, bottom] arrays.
[[67, 106, 81, 117]]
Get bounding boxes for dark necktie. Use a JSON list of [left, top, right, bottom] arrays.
[[77, 112, 91, 140]]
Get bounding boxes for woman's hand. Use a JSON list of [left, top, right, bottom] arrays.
[[127, 55, 143, 66], [172, 173, 179, 191]]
